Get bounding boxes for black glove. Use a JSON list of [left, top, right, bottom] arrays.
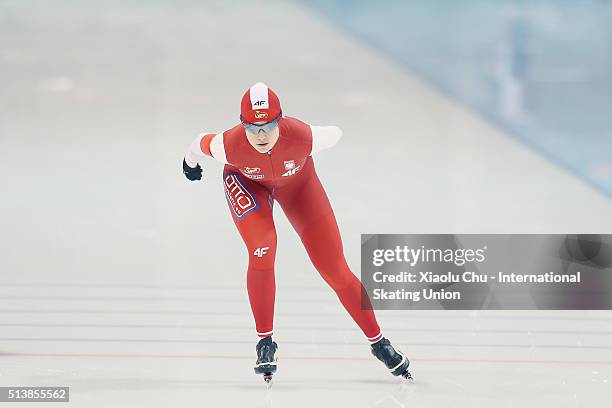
[[183, 158, 202, 181]]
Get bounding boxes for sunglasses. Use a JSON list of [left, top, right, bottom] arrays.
[[241, 114, 281, 134]]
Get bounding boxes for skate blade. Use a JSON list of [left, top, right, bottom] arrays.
[[263, 373, 273, 389], [401, 370, 414, 382]]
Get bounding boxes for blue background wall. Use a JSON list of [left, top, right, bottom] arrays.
[[306, 0, 612, 197]]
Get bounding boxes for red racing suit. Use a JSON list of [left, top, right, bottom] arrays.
[[186, 116, 382, 342]]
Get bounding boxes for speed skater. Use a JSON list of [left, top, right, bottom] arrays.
[[182, 82, 412, 383]]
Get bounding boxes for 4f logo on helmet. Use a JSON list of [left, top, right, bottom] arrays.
[[253, 247, 270, 257], [253, 100, 266, 106], [224, 174, 258, 219], [254, 110, 268, 119]]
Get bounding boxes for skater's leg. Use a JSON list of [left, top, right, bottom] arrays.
[[274, 160, 382, 342], [223, 171, 277, 338]]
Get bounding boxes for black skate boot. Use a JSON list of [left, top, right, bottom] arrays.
[[371, 338, 413, 380], [254, 336, 278, 384]]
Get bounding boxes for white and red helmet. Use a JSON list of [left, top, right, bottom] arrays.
[[240, 82, 282, 124]]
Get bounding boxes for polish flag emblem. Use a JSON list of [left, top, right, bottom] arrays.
[[284, 160, 295, 170]]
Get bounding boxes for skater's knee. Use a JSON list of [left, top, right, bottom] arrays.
[[310, 253, 341, 275], [242, 228, 276, 264], [317, 261, 354, 290], [246, 241, 277, 269]]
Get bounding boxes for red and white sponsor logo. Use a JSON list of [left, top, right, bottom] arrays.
[[224, 174, 257, 218], [242, 166, 264, 180], [253, 247, 270, 257], [254, 110, 268, 119], [243, 167, 261, 174], [282, 165, 300, 177]]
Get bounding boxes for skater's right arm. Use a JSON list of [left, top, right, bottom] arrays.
[[182, 132, 228, 181]]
